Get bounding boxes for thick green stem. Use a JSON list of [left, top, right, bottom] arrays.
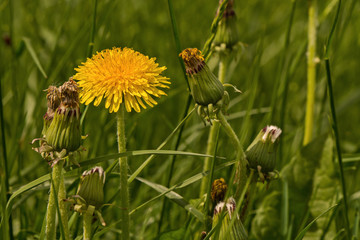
[[58, 171, 70, 240], [83, 212, 92, 240], [46, 161, 64, 240], [303, 0, 317, 145], [117, 105, 129, 240], [200, 59, 227, 196], [216, 111, 247, 197]]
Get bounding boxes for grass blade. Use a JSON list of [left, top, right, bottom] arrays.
[[22, 37, 48, 79], [136, 177, 206, 223], [294, 204, 338, 240]]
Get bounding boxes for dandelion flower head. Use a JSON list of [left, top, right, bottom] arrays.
[[73, 47, 170, 113]]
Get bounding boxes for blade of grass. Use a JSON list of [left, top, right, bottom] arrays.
[[325, 59, 350, 238], [126, 107, 196, 183], [80, 0, 98, 128], [136, 177, 206, 223], [6, 149, 225, 218], [130, 160, 236, 217], [294, 204, 338, 240], [22, 37, 48, 79], [0, 72, 11, 240]]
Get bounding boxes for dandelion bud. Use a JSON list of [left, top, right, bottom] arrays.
[[45, 79, 81, 151], [213, 0, 240, 50], [179, 48, 224, 106], [246, 126, 282, 174], [77, 166, 105, 209], [213, 197, 248, 240], [211, 178, 228, 203]]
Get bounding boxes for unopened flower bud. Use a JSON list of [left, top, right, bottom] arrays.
[[77, 166, 105, 209], [211, 178, 227, 203], [213, 0, 240, 50], [179, 48, 224, 106], [45, 79, 81, 151], [213, 197, 248, 239], [246, 126, 282, 174]]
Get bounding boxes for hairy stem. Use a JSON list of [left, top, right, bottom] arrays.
[[46, 161, 64, 240], [117, 105, 129, 240], [58, 171, 70, 240]]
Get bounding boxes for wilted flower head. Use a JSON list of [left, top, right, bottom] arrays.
[[213, 197, 248, 239], [211, 178, 228, 203], [246, 125, 282, 181], [45, 79, 81, 152], [73, 47, 170, 113]]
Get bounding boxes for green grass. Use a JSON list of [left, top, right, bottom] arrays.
[[1, 0, 360, 239]]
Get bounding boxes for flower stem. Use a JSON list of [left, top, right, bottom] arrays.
[[83, 212, 92, 240], [303, 0, 317, 145], [46, 161, 64, 240], [117, 105, 130, 240], [200, 58, 227, 196], [58, 170, 70, 240], [216, 111, 247, 197]]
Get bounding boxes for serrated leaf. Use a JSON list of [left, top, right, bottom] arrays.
[[304, 136, 339, 239]]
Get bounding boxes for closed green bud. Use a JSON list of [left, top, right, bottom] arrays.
[[77, 166, 105, 209], [213, 0, 240, 50], [45, 79, 81, 152], [246, 126, 282, 174], [213, 197, 248, 240], [179, 48, 224, 106]]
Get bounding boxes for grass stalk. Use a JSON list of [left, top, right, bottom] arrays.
[[200, 59, 227, 196], [325, 59, 350, 239], [83, 212, 92, 240], [81, 0, 98, 127], [46, 161, 64, 240], [117, 105, 130, 240], [303, 0, 317, 145]]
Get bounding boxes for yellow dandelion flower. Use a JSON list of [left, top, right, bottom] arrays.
[[73, 47, 170, 113]]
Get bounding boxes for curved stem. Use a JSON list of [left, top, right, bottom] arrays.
[[303, 0, 317, 145], [117, 105, 129, 240], [83, 212, 92, 240], [46, 161, 64, 240], [217, 111, 247, 197], [200, 58, 227, 196]]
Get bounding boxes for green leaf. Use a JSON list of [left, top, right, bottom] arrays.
[[136, 177, 206, 223], [280, 135, 328, 229], [304, 136, 340, 239]]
